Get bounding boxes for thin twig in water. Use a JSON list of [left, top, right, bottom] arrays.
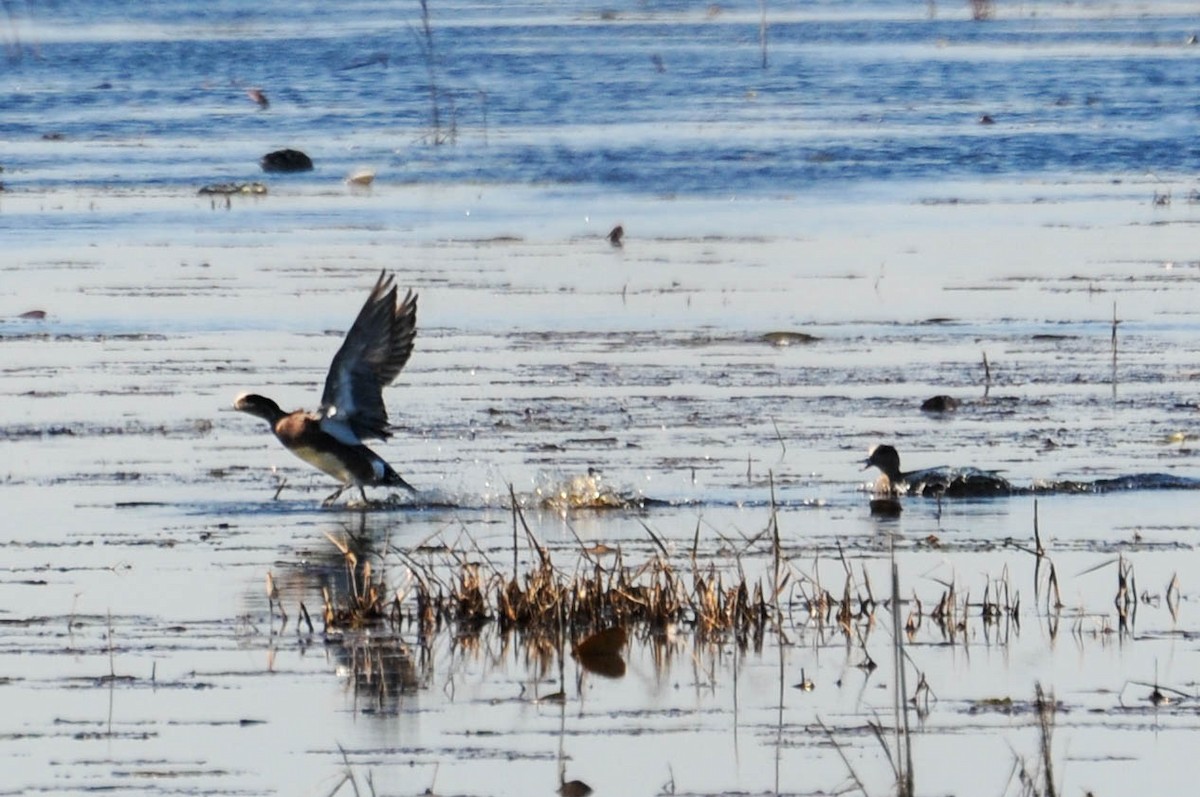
[[638, 519, 671, 560], [107, 610, 115, 679], [1035, 683, 1057, 797], [510, 482, 520, 578], [327, 743, 361, 797], [414, 0, 446, 145], [758, 0, 769, 69], [817, 716, 869, 796], [891, 541, 914, 796], [1111, 301, 1119, 398], [509, 483, 549, 566]]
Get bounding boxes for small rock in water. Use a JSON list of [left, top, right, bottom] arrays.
[[921, 395, 960, 413], [18, 309, 47, 320], [558, 780, 593, 797], [260, 149, 313, 172], [608, 224, 624, 247], [762, 330, 820, 346]]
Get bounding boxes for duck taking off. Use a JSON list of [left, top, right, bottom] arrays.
[[234, 271, 419, 505]]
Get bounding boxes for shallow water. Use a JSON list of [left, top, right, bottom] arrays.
[[5, 2, 1200, 796]]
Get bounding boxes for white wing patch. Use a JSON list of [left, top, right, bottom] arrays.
[[318, 413, 363, 446]]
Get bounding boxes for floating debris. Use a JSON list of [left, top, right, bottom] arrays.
[[246, 87, 269, 109], [338, 52, 390, 71], [345, 168, 375, 186], [198, 182, 267, 196], [762, 330, 820, 346]]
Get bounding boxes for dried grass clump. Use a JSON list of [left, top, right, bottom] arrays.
[[497, 559, 566, 632], [321, 533, 403, 633], [407, 551, 772, 647], [691, 566, 770, 645]]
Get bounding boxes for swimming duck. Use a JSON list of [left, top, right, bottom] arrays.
[[234, 271, 419, 505], [864, 444, 1012, 498]]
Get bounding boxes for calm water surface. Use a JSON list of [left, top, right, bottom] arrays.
[[4, 2, 1200, 796]]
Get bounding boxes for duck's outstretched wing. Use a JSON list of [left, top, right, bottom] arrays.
[[318, 271, 417, 443]]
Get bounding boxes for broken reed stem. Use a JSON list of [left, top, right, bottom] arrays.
[[1035, 682, 1057, 797], [416, 0, 443, 144], [299, 601, 315, 634], [1032, 499, 1043, 604], [1111, 301, 1119, 397], [107, 609, 115, 679], [510, 483, 519, 580], [982, 351, 992, 397], [1033, 499, 1043, 556], [818, 716, 869, 796], [639, 519, 671, 560], [769, 471, 781, 614], [759, 0, 768, 69], [1111, 301, 1118, 358], [509, 484, 549, 567]]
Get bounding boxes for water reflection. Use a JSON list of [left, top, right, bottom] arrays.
[[333, 634, 421, 715]]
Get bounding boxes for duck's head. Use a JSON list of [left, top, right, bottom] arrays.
[[864, 444, 902, 480], [233, 392, 285, 424]]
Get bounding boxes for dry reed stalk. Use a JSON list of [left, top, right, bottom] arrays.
[[1111, 301, 1119, 397], [905, 591, 923, 635], [817, 716, 869, 796], [891, 552, 914, 797], [1034, 683, 1058, 797], [1166, 573, 1181, 621]]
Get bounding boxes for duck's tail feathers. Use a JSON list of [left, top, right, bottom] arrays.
[[382, 463, 419, 495]]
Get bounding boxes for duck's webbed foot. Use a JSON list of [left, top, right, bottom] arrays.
[[322, 485, 348, 506]]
